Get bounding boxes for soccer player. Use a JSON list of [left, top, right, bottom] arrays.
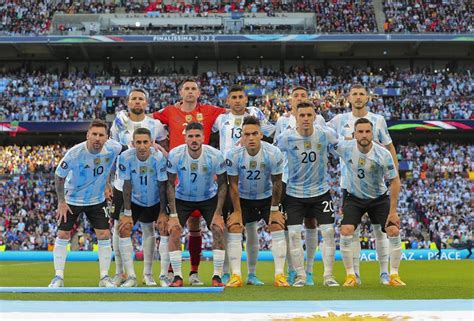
[[225, 116, 287, 287], [152, 79, 226, 285], [275, 102, 339, 287], [110, 88, 167, 286], [330, 118, 405, 287], [274, 86, 328, 286], [166, 122, 227, 287], [212, 85, 275, 285], [328, 84, 398, 285], [116, 128, 168, 287], [49, 120, 124, 287]]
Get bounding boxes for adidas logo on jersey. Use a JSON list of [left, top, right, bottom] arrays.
[[84, 165, 90, 169], [180, 166, 186, 171], [292, 146, 299, 150], [344, 124, 350, 128]]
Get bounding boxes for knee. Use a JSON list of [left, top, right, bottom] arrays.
[[119, 227, 131, 238], [304, 217, 316, 229], [385, 226, 399, 237], [211, 225, 224, 239], [158, 223, 169, 236], [96, 229, 111, 240], [57, 230, 70, 240], [269, 223, 283, 233], [228, 224, 242, 234], [340, 225, 355, 237], [187, 216, 200, 230], [169, 225, 182, 241]]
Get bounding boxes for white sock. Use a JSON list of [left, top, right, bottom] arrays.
[[271, 230, 287, 276], [112, 222, 123, 275], [158, 236, 170, 277], [53, 237, 69, 278], [98, 239, 112, 278], [245, 222, 259, 275], [340, 234, 355, 275], [169, 250, 182, 278], [388, 235, 402, 275], [287, 225, 305, 277], [119, 237, 136, 277], [223, 229, 230, 275], [305, 228, 318, 274], [352, 225, 361, 275], [213, 249, 226, 277], [320, 224, 336, 278], [227, 233, 242, 276], [285, 230, 295, 273], [373, 224, 389, 275], [140, 222, 156, 276]]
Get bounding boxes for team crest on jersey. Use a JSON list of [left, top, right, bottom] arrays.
[[196, 113, 204, 121], [94, 158, 101, 166], [370, 164, 376, 170], [202, 165, 209, 173], [234, 118, 242, 127], [191, 163, 198, 171], [140, 166, 147, 174], [260, 162, 266, 170], [119, 164, 126, 172], [358, 158, 366, 167], [249, 160, 257, 170], [185, 115, 193, 123], [105, 158, 110, 163], [317, 143, 322, 151], [304, 141, 312, 149]]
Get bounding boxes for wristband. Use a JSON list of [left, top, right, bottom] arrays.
[[270, 205, 279, 212], [169, 213, 178, 218], [123, 209, 132, 217]]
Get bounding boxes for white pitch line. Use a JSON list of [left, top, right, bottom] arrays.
[[0, 262, 44, 267]]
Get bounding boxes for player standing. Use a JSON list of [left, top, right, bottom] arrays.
[[275, 102, 339, 287], [225, 116, 288, 287], [110, 88, 167, 286], [116, 128, 168, 287], [166, 122, 227, 287], [328, 84, 398, 285], [49, 120, 123, 287], [330, 118, 405, 287]]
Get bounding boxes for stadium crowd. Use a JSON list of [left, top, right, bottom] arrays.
[[1, 67, 472, 122], [1, 141, 471, 252], [2, 0, 473, 35]]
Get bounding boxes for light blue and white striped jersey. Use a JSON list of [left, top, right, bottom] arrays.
[[329, 140, 398, 199], [167, 144, 227, 202], [275, 126, 338, 198], [328, 111, 392, 189], [117, 148, 168, 207], [212, 107, 275, 155], [110, 110, 167, 191], [55, 140, 123, 206], [226, 142, 284, 200], [274, 113, 326, 139]]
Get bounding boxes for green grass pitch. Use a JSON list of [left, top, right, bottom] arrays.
[[0, 260, 472, 301]]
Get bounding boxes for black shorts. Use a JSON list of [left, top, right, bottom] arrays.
[[280, 182, 288, 212], [342, 192, 390, 232], [112, 187, 123, 221], [131, 202, 160, 224], [59, 201, 110, 231], [176, 196, 218, 228], [240, 197, 272, 224], [342, 188, 381, 225], [285, 191, 335, 226]]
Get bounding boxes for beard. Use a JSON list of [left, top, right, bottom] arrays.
[[130, 107, 144, 115]]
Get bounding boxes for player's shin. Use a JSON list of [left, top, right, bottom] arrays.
[[373, 224, 389, 275], [340, 234, 355, 275], [245, 221, 259, 275], [285, 230, 295, 273], [53, 237, 69, 278], [211, 226, 226, 277], [320, 224, 336, 278], [305, 227, 318, 274], [227, 233, 242, 276], [271, 230, 287, 275], [98, 239, 113, 278], [159, 236, 170, 277], [352, 225, 361, 276], [119, 237, 136, 278], [223, 228, 230, 275], [388, 234, 402, 275], [287, 225, 305, 277], [112, 222, 124, 275], [140, 222, 156, 276]]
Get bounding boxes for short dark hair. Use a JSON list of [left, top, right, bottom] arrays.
[[228, 85, 245, 94], [243, 115, 261, 127], [354, 117, 373, 129], [179, 78, 199, 90], [291, 86, 308, 94], [349, 83, 367, 92], [88, 119, 108, 131], [296, 101, 315, 110], [185, 122, 204, 132], [128, 88, 149, 101], [133, 127, 152, 139]]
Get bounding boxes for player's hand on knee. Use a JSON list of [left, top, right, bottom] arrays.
[[167, 217, 180, 235], [118, 215, 133, 234], [211, 213, 225, 233], [56, 201, 72, 224], [157, 212, 169, 235], [226, 211, 242, 230], [269, 210, 285, 230], [385, 211, 400, 230]]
